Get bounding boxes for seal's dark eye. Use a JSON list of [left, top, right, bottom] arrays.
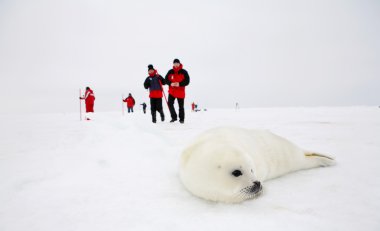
[[232, 170, 242, 177]]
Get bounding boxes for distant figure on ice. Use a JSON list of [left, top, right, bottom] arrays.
[[165, 58, 190, 123], [144, 64, 166, 123], [191, 102, 195, 112], [80, 86, 95, 120], [123, 93, 135, 113], [140, 102, 147, 114], [235, 102, 239, 110]]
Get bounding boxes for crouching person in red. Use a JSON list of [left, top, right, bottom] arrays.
[[144, 64, 166, 123], [80, 86, 95, 120], [123, 93, 135, 113]]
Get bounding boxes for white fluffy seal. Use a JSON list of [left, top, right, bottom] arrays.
[[180, 127, 336, 203]]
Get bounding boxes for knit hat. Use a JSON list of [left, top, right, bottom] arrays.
[[173, 58, 180, 64], [148, 64, 154, 71]]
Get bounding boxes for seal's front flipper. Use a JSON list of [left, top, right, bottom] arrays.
[[304, 152, 336, 167]]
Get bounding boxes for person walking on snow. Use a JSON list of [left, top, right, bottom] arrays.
[[165, 59, 190, 123], [140, 102, 147, 114], [123, 93, 135, 113], [144, 64, 166, 123], [80, 86, 95, 120]]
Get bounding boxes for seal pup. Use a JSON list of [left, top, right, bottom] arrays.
[[180, 127, 335, 203]]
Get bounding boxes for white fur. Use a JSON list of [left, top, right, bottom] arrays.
[[180, 127, 336, 203]]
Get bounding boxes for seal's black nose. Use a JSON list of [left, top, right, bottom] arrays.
[[250, 181, 262, 193], [254, 181, 261, 188]]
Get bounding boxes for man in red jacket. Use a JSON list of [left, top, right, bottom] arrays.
[[165, 59, 190, 123], [144, 64, 166, 123], [80, 86, 95, 120], [123, 93, 135, 113]]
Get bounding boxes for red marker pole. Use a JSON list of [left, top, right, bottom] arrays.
[[159, 80, 169, 109], [122, 94, 125, 116], [79, 89, 82, 121]]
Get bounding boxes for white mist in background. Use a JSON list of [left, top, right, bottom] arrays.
[[0, 0, 379, 114]]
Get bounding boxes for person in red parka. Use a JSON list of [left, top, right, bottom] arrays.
[[123, 93, 135, 113], [80, 86, 95, 120], [165, 59, 190, 123], [144, 64, 166, 123]]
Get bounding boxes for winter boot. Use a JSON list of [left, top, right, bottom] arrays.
[[159, 110, 165, 122]]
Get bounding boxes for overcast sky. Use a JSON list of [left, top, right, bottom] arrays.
[[0, 0, 379, 113]]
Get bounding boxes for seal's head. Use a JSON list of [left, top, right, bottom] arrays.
[[180, 140, 262, 203]]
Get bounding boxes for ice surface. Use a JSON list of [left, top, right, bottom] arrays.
[[1, 107, 379, 231]]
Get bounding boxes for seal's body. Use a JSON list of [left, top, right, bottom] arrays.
[[180, 127, 335, 203]]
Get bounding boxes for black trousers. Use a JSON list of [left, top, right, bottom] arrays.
[[150, 98, 164, 121], [168, 94, 184, 121]]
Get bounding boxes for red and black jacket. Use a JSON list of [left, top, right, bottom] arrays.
[[144, 70, 166, 98], [165, 64, 190, 99]]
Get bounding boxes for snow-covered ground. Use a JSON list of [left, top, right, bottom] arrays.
[[1, 107, 380, 231]]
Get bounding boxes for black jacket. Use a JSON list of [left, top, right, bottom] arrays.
[[144, 75, 166, 90]]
